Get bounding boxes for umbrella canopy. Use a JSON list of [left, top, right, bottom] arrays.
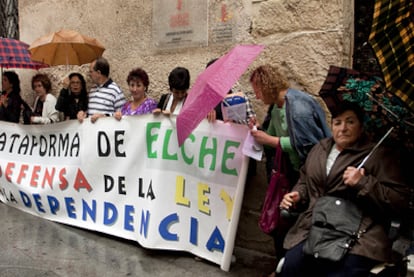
[[29, 29, 105, 66], [176, 44, 264, 146], [368, 0, 414, 110], [0, 37, 49, 69], [319, 65, 414, 149]]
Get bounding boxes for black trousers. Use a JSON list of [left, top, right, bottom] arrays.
[[281, 241, 380, 277]]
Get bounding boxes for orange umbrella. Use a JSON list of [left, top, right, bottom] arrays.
[[28, 29, 105, 66]]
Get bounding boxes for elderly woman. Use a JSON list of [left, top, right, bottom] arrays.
[[279, 101, 409, 276]]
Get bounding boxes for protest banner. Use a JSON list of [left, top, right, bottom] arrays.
[[0, 114, 249, 271]]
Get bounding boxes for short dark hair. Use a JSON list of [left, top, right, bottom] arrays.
[[168, 67, 190, 91], [331, 100, 365, 124], [127, 67, 149, 89], [93, 57, 110, 77], [31, 73, 52, 93]]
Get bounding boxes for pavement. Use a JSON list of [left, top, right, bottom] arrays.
[[0, 203, 275, 277]]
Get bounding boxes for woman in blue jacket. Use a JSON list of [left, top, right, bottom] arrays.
[[249, 64, 331, 276]]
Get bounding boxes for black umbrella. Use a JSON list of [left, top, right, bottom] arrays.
[[319, 65, 414, 150]]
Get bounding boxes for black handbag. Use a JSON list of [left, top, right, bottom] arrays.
[[21, 100, 32, 125], [303, 195, 364, 262]]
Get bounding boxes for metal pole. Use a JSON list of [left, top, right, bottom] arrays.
[[357, 126, 394, 169]]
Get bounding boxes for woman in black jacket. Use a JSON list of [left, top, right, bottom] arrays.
[[55, 72, 88, 120], [0, 71, 29, 123]]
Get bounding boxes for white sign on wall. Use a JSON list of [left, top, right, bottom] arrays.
[[209, 0, 244, 44], [152, 0, 208, 49]]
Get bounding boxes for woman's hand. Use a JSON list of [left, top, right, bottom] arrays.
[[250, 130, 280, 147], [62, 77, 70, 89], [280, 191, 300, 210], [114, 111, 122, 121], [0, 94, 7, 107], [152, 108, 161, 115], [206, 109, 216, 123], [343, 166, 365, 187], [247, 117, 257, 129], [77, 111, 86, 123], [90, 113, 105, 123]]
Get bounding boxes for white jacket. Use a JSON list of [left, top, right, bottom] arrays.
[[32, 93, 60, 124]]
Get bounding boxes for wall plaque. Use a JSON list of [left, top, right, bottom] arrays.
[[152, 0, 208, 50], [209, 1, 243, 44]]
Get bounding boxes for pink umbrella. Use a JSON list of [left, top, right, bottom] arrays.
[[176, 44, 265, 146]]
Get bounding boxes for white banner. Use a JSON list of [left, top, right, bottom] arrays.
[[0, 114, 249, 271]]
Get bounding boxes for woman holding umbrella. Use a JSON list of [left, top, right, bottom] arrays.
[[279, 101, 409, 276]]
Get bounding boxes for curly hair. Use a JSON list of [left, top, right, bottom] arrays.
[[127, 67, 150, 91], [250, 65, 289, 104], [31, 73, 52, 93]]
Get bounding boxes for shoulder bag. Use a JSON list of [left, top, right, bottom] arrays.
[[258, 144, 292, 235], [303, 195, 365, 262]]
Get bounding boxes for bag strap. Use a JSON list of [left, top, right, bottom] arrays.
[[273, 144, 287, 173]]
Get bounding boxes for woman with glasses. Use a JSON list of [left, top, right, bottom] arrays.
[[56, 72, 88, 120]]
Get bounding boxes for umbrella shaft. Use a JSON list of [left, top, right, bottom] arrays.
[[357, 127, 394, 169], [366, 92, 399, 120]]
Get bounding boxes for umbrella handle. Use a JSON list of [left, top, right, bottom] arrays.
[[357, 127, 394, 169]]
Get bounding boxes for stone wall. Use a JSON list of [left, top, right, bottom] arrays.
[[18, 0, 354, 258]]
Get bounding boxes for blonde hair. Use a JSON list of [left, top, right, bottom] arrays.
[[250, 65, 289, 104]]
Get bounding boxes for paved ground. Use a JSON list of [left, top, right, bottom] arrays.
[[0, 203, 275, 277]]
